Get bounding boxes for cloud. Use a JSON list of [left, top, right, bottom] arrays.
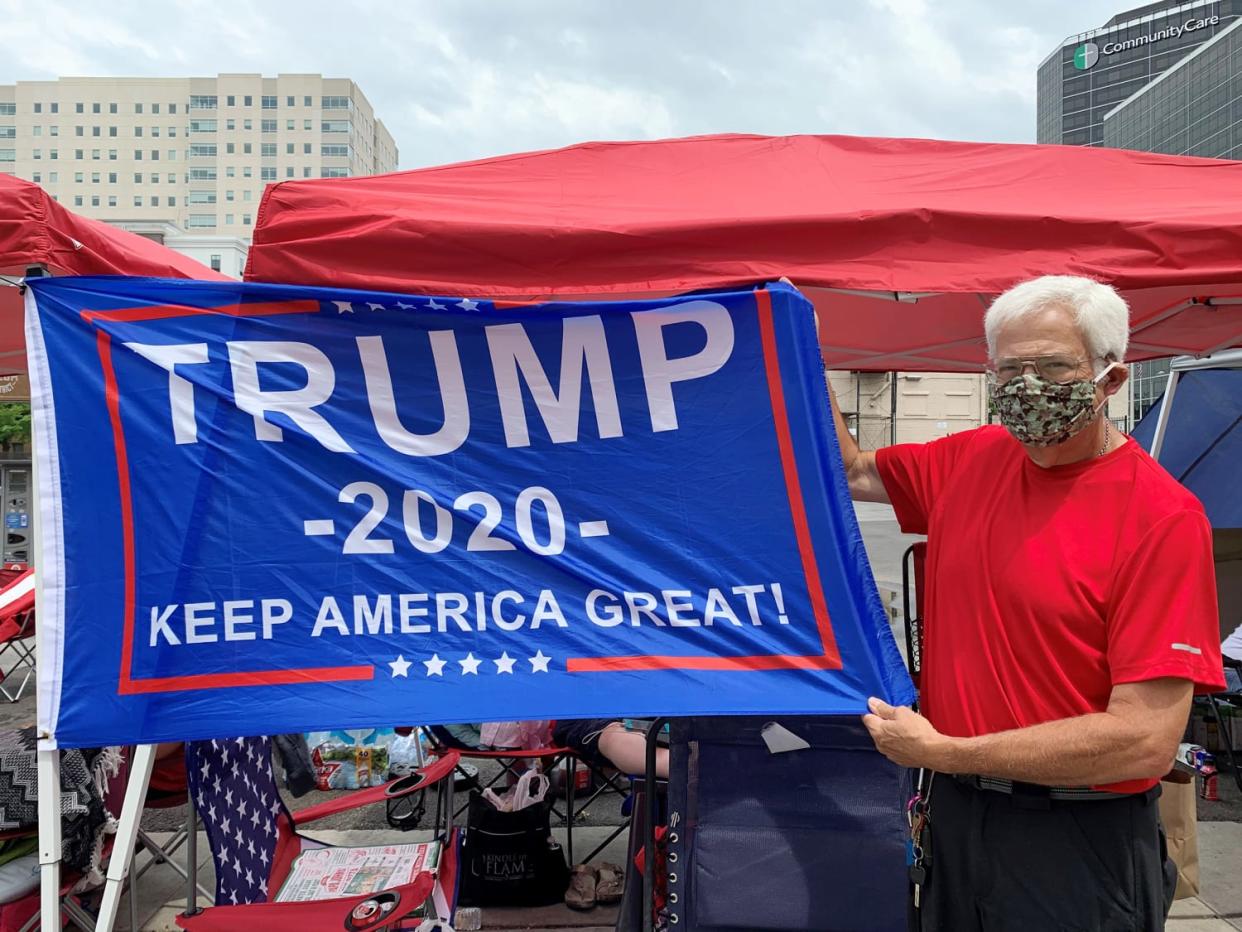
[[0, 0, 1122, 168]]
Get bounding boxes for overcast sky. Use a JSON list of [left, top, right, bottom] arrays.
[[1, 0, 1122, 170]]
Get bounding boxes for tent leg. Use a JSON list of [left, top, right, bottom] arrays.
[[37, 747, 61, 931], [1148, 369, 1181, 462], [96, 744, 157, 932]]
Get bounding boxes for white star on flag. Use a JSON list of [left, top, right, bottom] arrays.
[[200, 761, 210, 780], [424, 654, 446, 676], [366, 302, 385, 311], [428, 298, 446, 310], [459, 653, 482, 675], [494, 652, 516, 674], [529, 650, 551, 673], [396, 301, 415, 309], [389, 655, 412, 677], [458, 298, 480, 311], [333, 300, 354, 313], [220, 816, 231, 835]]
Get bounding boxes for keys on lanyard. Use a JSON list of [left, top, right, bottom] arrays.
[[906, 771, 934, 910]]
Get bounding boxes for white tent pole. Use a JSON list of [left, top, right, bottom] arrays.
[[28, 311, 61, 930], [36, 747, 60, 930], [1149, 369, 1181, 462], [95, 744, 157, 932]]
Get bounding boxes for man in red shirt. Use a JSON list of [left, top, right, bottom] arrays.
[[836, 275, 1225, 931]]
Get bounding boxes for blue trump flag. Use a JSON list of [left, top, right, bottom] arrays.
[[26, 276, 913, 747]]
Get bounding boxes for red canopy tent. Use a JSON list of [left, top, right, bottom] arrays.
[[245, 133, 1242, 371], [0, 174, 226, 374]]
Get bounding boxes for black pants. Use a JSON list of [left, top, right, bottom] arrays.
[[912, 775, 1176, 932]]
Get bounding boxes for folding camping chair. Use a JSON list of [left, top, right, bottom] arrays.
[[0, 569, 36, 703], [418, 725, 628, 867], [176, 737, 460, 931], [1201, 657, 1242, 795]]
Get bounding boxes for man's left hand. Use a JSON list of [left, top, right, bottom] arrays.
[[862, 697, 955, 770]]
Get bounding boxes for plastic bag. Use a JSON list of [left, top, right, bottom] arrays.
[[481, 767, 550, 812], [388, 733, 426, 778]]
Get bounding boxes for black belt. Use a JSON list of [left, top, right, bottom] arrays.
[[952, 773, 1130, 801]]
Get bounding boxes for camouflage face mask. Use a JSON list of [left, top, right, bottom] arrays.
[[988, 365, 1115, 447]]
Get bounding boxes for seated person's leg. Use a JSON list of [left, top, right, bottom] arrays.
[[554, 719, 668, 778]]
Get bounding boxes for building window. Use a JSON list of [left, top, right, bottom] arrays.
[[303, 119, 312, 131], [135, 103, 143, 114], [33, 103, 41, 113], [243, 166, 252, 178], [91, 172, 100, 183], [303, 166, 312, 177], [50, 103, 58, 113], [152, 103, 160, 114], [225, 189, 234, 200], [261, 142, 276, 157], [189, 120, 217, 133], [0, 103, 14, 116], [150, 173, 159, 183], [243, 95, 252, 106], [50, 149, 59, 159], [167, 173, 175, 182], [134, 126, 143, 137], [321, 121, 350, 133], [91, 149, 100, 160], [243, 213, 252, 225], [133, 172, 142, 183], [188, 191, 216, 204], [133, 196, 142, 207], [168, 127, 176, 137], [304, 95, 312, 106], [0, 149, 15, 162], [286, 119, 294, 130], [188, 214, 217, 228], [75, 103, 83, 113], [243, 142, 252, 154], [322, 96, 350, 109], [226, 119, 235, 130], [49, 126, 57, 136], [285, 142, 294, 154], [92, 102, 100, 114], [151, 149, 160, 160], [167, 196, 175, 207], [224, 213, 234, 225], [108, 126, 117, 137], [190, 167, 217, 181], [151, 127, 160, 137], [210, 254, 222, 272], [261, 119, 277, 133], [48, 171, 58, 182], [189, 144, 217, 157], [260, 166, 276, 181], [285, 166, 294, 177], [108, 149, 117, 160], [226, 142, 235, 154], [90, 195, 99, 207], [169, 103, 177, 114], [225, 166, 235, 178], [321, 167, 349, 178], [226, 95, 235, 107], [32, 149, 41, 160], [73, 195, 83, 206], [286, 95, 294, 107], [261, 95, 277, 109], [75, 172, 85, 182], [243, 119, 252, 130], [92, 126, 100, 136], [0, 126, 13, 139], [107, 195, 116, 206], [303, 142, 311, 154], [75, 125, 83, 136], [109, 103, 117, 114], [149, 196, 158, 207], [108, 172, 116, 183], [31, 172, 40, 182], [243, 189, 252, 199], [189, 96, 217, 110]]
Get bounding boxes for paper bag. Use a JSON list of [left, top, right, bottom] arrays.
[[1158, 776, 1199, 899]]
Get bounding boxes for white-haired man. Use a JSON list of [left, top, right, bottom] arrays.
[[833, 276, 1225, 930]]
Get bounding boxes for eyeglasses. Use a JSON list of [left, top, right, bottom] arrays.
[[987, 355, 1098, 385]]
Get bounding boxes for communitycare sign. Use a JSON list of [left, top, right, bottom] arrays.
[[26, 277, 913, 747]]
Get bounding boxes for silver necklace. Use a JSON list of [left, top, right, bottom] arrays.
[[1097, 419, 1110, 457]]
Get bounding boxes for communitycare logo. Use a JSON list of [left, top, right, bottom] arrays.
[[1073, 42, 1099, 69]]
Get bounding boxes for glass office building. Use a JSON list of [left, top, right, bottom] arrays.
[[1037, 0, 1241, 149]]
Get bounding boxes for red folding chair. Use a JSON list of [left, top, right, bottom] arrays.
[[176, 738, 460, 931], [0, 569, 36, 703]]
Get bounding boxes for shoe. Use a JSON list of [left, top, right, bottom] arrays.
[[595, 862, 623, 905], [564, 863, 597, 910]]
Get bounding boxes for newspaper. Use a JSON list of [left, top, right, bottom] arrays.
[[274, 841, 441, 903]]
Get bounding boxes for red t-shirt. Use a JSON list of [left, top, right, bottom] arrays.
[[876, 425, 1225, 793]]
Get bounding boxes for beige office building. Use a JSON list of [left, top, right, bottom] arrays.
[[0, 74, 397, 239]]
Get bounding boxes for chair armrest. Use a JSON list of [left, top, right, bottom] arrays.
[[292, 750, 460, 826], [175, 875, 435, 931]]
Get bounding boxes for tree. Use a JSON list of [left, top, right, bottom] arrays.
[[0, 404, 31, 447]]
